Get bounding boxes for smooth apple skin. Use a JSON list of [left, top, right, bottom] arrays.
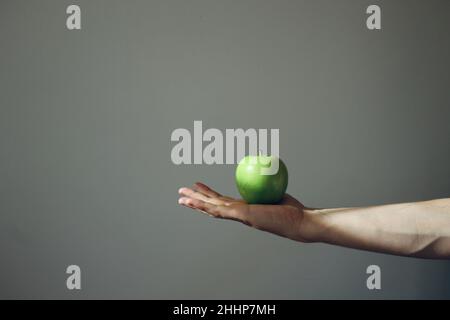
[[235, 156, 288, 204]]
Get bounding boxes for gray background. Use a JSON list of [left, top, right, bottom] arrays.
[[1, 0, 449, 299]]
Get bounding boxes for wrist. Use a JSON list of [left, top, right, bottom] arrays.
[[299, 209, 330, 243]]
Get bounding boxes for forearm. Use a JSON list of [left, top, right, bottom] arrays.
[[307, 198, 450, 259]]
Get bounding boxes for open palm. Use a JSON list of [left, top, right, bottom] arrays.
[[178, 182, 318, 242]]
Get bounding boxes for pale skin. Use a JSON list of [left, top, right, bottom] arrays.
[[178, 182, 450, 259]]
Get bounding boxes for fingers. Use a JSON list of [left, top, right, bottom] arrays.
[[178, 187, 224, 205], [178, 197, 213, 217], [193, 182, 222, 198], [179, 194, 302, 240], [178, 197, 233, 219], [178, 187, 209, 201], [178, 183, 306, 241]]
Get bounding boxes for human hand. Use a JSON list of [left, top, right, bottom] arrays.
[[178, 182, 323, 242], [179, 183, 450, 259]]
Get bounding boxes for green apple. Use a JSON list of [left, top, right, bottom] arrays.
[[235, 155, 288, 204]]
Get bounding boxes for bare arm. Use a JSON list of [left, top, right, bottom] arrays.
[[178, 182, 450, 259], [313, 199, 450, 258]]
